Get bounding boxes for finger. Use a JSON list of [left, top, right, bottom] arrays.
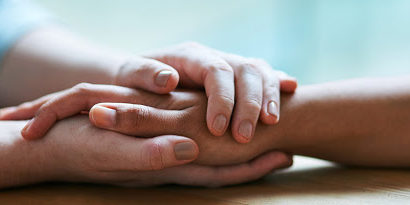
[[260, 70, 298, 124], [146, 43, 235, 137], [166, 151, 292, 187], [89, 103, 184, 137], [99, 135, 199, 172], [180, 55, 235, 137], [115, 57, 179, 94], [210, 50, 298, 93], [21, 83, 172, 140], [259, 64, 281, 125], [275, 70, 298, 93], [0, 93, 56, 120], [256, 62, 297, 125], [204, 62, 235, 137], [231, 62, 263, 143]]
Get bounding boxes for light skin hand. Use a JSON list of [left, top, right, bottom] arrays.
[[1, 83, 193, 139], [0, 60, 295, 142], [0, 84, 289, 165], [0, 27, 296, 143], [144, 42, 297, 143], [0, 26, 179, 106], [5, 75, 410, 189], [0, 118, 292, 188]]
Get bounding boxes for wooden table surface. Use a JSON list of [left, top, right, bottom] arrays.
[[1, 156, 410, 205]]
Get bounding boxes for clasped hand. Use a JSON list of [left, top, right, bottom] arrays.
[[0, 43, 296, 187]]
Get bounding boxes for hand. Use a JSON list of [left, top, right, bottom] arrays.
[[0, 83, 193, 139], [0, 84, 289, 165], [143, 42, 297, 143], [87, 90, 287, 165], [4, 116, 291, 188], [0, 43, 297, 143]]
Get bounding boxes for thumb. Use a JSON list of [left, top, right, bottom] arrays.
[[89, 103, 185, 137], [110, 135, 199, 171], [115, 57, 180, 94]]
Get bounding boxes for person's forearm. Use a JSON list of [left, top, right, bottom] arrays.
[[0, 121, 54, 188], [274, 76, 410, 167], [0, 26, 129, 107]]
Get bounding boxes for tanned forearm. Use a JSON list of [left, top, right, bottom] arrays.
[[274, 76, 410, 167], [0, 26, 129, 107]]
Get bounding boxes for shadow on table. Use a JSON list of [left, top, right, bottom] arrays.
[[1, 164, 410, 204], [179, 164, 410, 202]]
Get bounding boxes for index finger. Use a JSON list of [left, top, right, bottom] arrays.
[[21, 83, 171, 140], [146, 44, 235, 137]]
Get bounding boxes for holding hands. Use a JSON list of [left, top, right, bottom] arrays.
[[1, 42, 296, 143], [0, 42, 296, 187]]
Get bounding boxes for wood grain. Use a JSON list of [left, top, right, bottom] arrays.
[[1, 156, 410, 205]]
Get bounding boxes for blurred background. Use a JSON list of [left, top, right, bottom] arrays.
[[36, 0, 410, 84]]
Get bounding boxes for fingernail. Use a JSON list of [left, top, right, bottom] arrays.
[[155, 70, 172, 87], [238, 120, 253, 141], [91, 106, 116, 127], [174, 142, 197, 160], [268, 101, 280, 122], [212, 114, 227, 134]]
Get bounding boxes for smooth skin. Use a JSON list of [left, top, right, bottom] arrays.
[[0, 26, 296, 143], [0, 118, 291, 189], [86, 76, 410, 166], [4, 75, 410, 166], [3, 76, 410, 189]]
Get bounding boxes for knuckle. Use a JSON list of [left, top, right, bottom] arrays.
[[73, 83, 93, 95], [35, 102, 56, 118], [37, 104, 50, 115], [126, 60, 156, 77], [132, 106, 149, 125], [243, 98, 262, 111], [213, 93, 234, 109], [118, 60, 131, 73], [268, 89, 280, 101], [266, 78, 280, 90], [237, 62, 262, 77], [206, 61, 233, 74], [118, 58, 159, 80], [143, 140, 164, 171], [116, 61, 133, 83], [138, 60, 159, 72], [117, 106, 149, 130]]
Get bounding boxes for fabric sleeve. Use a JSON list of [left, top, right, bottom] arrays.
[[0, 0, 53, 63]]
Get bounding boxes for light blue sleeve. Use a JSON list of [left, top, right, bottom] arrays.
[[0, 0, 53, 63]]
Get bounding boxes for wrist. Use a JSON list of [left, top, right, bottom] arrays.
[[261, 88, 315, 154], [0, 121, 56, 188]]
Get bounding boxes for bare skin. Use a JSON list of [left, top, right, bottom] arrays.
[[0, 118, 291, 189], [0, 26, 296, 142], [86, 77, 410, 166], [0, 26, 296, 189], [5, 75, 410, 167]]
